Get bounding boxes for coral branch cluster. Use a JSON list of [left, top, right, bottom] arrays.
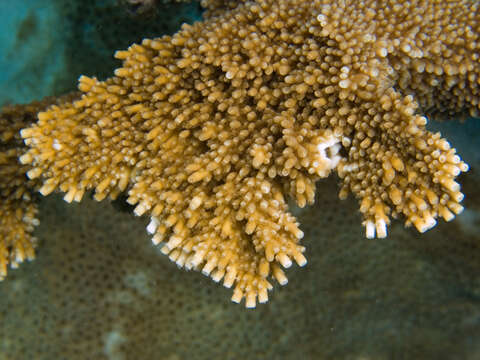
[[17, 0, 479, 306], [0, 95, 77, 278], [0, 104, 39, 279]]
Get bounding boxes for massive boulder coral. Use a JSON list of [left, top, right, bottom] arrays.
[[20, 0, 478, 306]]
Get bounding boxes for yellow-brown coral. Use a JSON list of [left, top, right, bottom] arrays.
[[0, 105, 39, 279], [20, 0, 478, 306], [0, 94, 79, 280], [0, 100, 49, 278]]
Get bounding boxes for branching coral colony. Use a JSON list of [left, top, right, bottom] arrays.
[[14, 0, 479, 307], [0, 94, 78, 279], [0, 104, 40, 279]]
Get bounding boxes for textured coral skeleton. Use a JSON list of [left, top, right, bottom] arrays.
[[15, 0, 479, 306]]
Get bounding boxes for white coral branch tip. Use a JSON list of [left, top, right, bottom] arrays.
[[365, 219, 388, 239], [146, 217, 159, 234]]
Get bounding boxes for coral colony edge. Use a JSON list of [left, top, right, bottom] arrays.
[[1, 0, 478, 307]]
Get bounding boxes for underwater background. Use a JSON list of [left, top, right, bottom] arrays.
[[0, 0, 479, 359]]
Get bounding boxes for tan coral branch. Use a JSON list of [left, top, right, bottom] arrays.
[[0, 93, 79, 279]]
